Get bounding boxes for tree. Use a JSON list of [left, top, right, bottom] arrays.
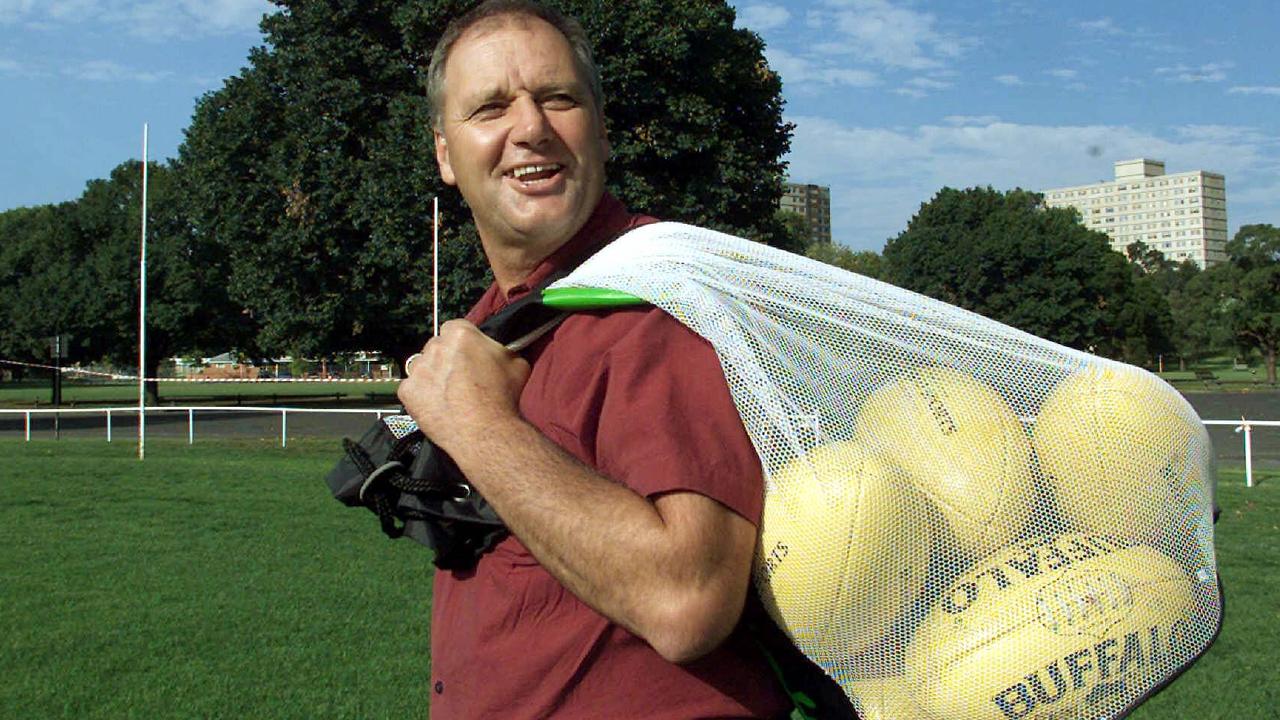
[[1213, 224, 1280, 384], [177, 0, 793, 368], [0, 203, 89, 368], [1122, 242, 1224, 369], [0, 162, 245, 401], [882, 187, 1171, 362], [804, 242, 882, 279], [775, 210, 810, 256]]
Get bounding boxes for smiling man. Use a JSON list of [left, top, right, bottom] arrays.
[[397, 1, 792, 718]]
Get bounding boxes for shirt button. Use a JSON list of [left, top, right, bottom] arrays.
[[434, 681, 445, 695]]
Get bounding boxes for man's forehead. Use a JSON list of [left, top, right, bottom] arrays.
[[453, 12, 566, 59], [446, 15, 583, 96]]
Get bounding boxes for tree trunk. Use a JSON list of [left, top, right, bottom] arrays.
[[1266, 346, 1277, 386], [144, 356, 162, 405]]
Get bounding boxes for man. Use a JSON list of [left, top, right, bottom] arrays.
[[398, 2, 792, 717]]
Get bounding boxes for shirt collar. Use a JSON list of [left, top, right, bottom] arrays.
[[467, 193, 650, 322]]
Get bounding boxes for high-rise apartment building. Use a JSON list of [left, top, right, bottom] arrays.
[[780, 182, 832, 244], [1042, 159, 1227, 267]]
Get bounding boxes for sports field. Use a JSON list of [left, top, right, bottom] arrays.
[[1, 439, 1275, 719]]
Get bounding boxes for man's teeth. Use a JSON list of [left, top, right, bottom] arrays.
[[512, 164, 558, 179]]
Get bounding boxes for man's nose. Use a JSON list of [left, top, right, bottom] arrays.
[[509, 96, 551, 147]]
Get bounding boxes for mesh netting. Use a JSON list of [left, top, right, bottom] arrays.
[[554, 222, 1220, 720]]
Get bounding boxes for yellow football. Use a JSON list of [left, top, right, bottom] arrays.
[[1034, 367, 1208, 542], [853, 366, 1035, 557], [757, 441, 931, 657], [847, 673, 926, 719], [905, 534, 1201, 720]]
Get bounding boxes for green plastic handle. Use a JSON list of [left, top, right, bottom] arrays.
[[540, 286, 647, 309]]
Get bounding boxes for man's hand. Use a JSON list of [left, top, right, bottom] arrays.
[[398, 319, 753, 665], [397, 319, 531, 451]]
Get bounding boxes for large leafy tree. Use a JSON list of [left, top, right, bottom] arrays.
[[881, 187, 1171, 362], [0, 162, 243, 400], [1212, 224, 1280, 383], [177, 0, 792, 368], [1124, 241, 1224, 369], [804, 241, 882, 279], [0, 203, 89, 369]]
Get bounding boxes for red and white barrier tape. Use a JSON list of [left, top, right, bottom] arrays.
[[0, 358, 393, 383]]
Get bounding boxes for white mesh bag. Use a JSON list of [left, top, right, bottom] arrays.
[[552, 222, 1221, 720]]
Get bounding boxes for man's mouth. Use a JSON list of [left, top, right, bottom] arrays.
[[508, 163, 563, 183]]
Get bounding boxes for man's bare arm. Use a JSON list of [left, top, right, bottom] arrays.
[[398, 320, 757, 664]]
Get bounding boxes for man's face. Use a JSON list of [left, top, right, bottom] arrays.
[[434, 16, 609, 250]]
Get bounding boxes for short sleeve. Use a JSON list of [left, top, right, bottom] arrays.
[[593, 310, 765, 524]]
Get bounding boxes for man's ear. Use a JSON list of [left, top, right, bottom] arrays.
[[435, 130, 456, 186]]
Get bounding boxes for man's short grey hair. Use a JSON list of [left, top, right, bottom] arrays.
[[426, 0, 604, 130]]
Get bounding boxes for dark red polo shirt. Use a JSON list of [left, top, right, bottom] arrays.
[[428, 194, 790, 719]]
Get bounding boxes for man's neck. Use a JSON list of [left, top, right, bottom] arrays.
[[483, 235, 568, 294]]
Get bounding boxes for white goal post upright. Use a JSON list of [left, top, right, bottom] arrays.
[[138, 124, 149, 460], [433, 196, 440, 337]]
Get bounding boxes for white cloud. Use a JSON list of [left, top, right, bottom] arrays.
[[1155, 61, 1233, 83], [0, 0, 94, 23], [784, 116, 1278, 250], [994, 74, 1023, 86], [1227, 85, 1280, 96], [943, 115, 1001, 126], [895, 76, 951, 96], [65, 59, 171, 82], [737, 3, 791, 32], [1046, 69, 1077, 80], [1, 0, 269, 38], [0, 57, 22, 73], [1078, 17, 1123, 36], [807, 0, 974, 71], [766, 47, 880, 88], [907, 77, 950, 90]]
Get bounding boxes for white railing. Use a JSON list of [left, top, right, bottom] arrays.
[[2, 408, 1276, 487], [0, 406, 397, 448], [1202, 419, 1280, 488]]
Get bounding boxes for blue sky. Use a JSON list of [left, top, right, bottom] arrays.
[[2, 1, 1278, 252]]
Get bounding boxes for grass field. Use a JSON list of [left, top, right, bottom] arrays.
[[1, 440, 1275, 719], [1155, 356, 1277, 394], [0, 439, 435, 719]]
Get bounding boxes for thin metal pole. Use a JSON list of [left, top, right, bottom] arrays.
[[281, 409, 287, 448], [138, 124, 149, 460], [107, 409, 112, 443], [188, 408, 194, 445], [25, 411, 30, 442], [433, 197, 440, 337]]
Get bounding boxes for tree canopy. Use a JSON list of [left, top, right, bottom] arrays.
[[881, 186, 1173, 362], [1211, 224, 1280, 383], [176, 0, 794, 366], [0, 161, 240, 398]]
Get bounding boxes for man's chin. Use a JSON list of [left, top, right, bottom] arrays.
[[503, 202, 591, 240]]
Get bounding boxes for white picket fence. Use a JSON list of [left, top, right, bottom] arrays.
[[1, 407, 1277, 487], [0, 406, 395, 448]]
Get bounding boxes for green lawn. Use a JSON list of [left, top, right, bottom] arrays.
[[0, 439, 435, 719], [1156, 356, 1277, 394], [1129, 468, 1279, 719], [1, 440, 1274, 719]]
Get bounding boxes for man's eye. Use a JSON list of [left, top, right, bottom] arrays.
[[542, 94, 578, 110], [471, 103, 506, 119]]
